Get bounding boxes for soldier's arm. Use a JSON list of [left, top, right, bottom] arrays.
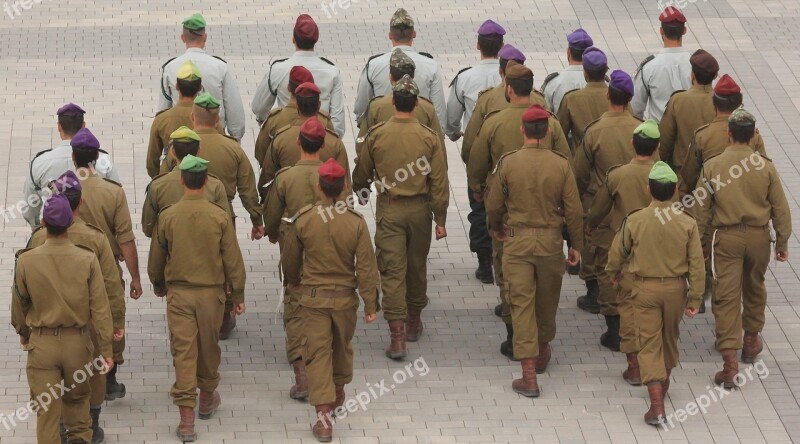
[[259, 145, 280, 192], [754, 132, 767, 156], [680, 134, 701, 196], [254, 123, 271, 167], [252, 70, 276, 123], [221, 216, 247, 304], [281, 223, 303, 286], [353, 63, 373, 126], [213, 182, 234, 220], [114, 193, 140, 283], [141, 187, 157, 238], [589, 179, 613, 228], [96, 236, 126, 329], [631, 70, 648, 119], [222, 68, 246, 141], [430, 67, 447, 132], [158, 69, 173, 111], [549, 118, 571, 158], [330, 71, 347, 137], [605, 228, 626, 278], [354, 219, 380, 314], [428, 136, 450, 227], [263, 181, 284, 241], [147, 221, 168, 292], [335, 140, 353, 192], [572, 138, 592, 197], [12, 260, 32, 339], [686, 222, 706, 309], [146, 122, 165, 179], [693, 168, 714, 245], [767, 165, 792, 252], [352, 136, 376, 197], [467, 124, 492, 192], [87, 257, 114, 359], [237, 154, 264, 227], [562, 166, 585, 252], [556, 99, 573, 141], [658, 102, 677, 165], [428, 108, 449, 170], [484, 167, 507, 231], [445, 83, 465, 139], [22, 171, 41, 228], [460, 99, 485, 164]]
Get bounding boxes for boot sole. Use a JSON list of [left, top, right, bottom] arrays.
[[577, 304, 601, 314], [405, 327, 422, 342], [624, 378, 642, 386], [312, 432, 333, 443], [290, 392, 309, 400], [645, 416, 666, 426], [198, 409, 218, 420], [714, 379, 737, 390], [513, 387, 540, 398], [741, 353, 761, 364], [385, 351, 407, 360], [177, 431, 197, 442], [92, 427, 104, 444], [104, 385, 126, 401]]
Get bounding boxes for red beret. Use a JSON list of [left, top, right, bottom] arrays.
[[318, 158, 346, 185], [522, 104, 550, 123], [295, 82, 321, 98], [300, 117, 327, 143], [289, 66, 315, 86], [659, 6, 686, 25], [294, 14, 319, 42], [714, 74, 740, 96]]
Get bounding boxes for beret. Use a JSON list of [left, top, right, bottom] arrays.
[[294, 14, 319, 42], [300, 117, 327, 143], [318, 158, 346, 184], [522, 104, 550, 123]]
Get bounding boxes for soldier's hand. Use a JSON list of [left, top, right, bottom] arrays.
[[364, 313, 377, 324], [493, 225, 508, 241], [154, 286, 167, 297], [233, 303, 246, 316], [567, 248, 581, 267], [251, 225, 266, 241], [435, 226, 447, 240], [684, 307, 699, 318], [113, 328, 125, 341], [130, 279, 143, 300], [100, 357, 115, 375], [449, 132, 463, 142], [268, 234, 278, 244], [473, 192, 484, 202], [611, 271, 623, 285], [776, 250, 789, 262], [19, 336, 28, 346]]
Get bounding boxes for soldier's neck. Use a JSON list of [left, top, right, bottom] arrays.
[[391, 41, 412, 48], [508, 95, 528, 105], [480, 56, 499, 61], [299, 152, 320, 161], [178, 96, 196, 104], [608, 105, 626, 113], [394, 111, 415, 119], [635, 155, 655, 162], [183, 187, 205, 198], [662, 39, 682, 49], [193, 124, 216, 132]]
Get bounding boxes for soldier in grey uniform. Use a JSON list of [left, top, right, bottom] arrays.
[[159, 13, 246, 141], [251, 14, 346, 137], [23, 103, 119, 228], [445, 19, 505, 141], [353, 8, 446, 130], [631, 7, 692, 122], [540, 28, 594, 113]]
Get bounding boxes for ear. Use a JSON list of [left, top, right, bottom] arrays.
[[296, 137, 302, 147], [476, 41, 480, 52], [180, 34, 187, 44], [215, 113, 220, 124], [292, 35, 296, 45], [81, 122, 86, 129], [659, 27, 665, 39], [411, 30, 417, 40], [682, 27, 687, 36], [519, 125, 524, 136], [190, 111, 195, 123], [316, 102, 322, 112], [690, 71, 696, 83], [203, 175, 209, 185], [387, 31, 393, 41], [170, 145, 177, 160], [57, 122, 62, 132]]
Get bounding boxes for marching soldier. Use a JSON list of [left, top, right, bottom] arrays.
[[23, 103, 119, 227], [252, 14, 346, 136], [353, 8, 446, 129], [557, 46, 610, 153], [12, 193, 113, 444], [71, 128, 141, 400], [573, 70, 642, 348], [540, 28, 594, 113], [606, 161, 705, 426], [631, 7, 692, 121], [445, 19, 505, 141], [282, 159, 380, 442], [658, 49, 719, 175], [352, 75, 449, 360], [693, 108, 791, 389], [148, 155, 247, 442], [485, 104, 583, 396], [159, 13, 245, 140]]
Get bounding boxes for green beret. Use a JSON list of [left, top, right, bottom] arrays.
[[182, 13, 206, 31], [392, 74, 419, 97], [179, 154, 209, 172], [194, 92, 220, 109], [634, 119, 660, 139], [170, 126, 201, 142], [728, 107, 756, 126], [649, 161, 678, 184]]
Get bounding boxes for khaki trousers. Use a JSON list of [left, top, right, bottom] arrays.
[[632, 277, 686, 384], [617, 274, 639, 354], [303, 304, 357, 406], [592, 227, 617, 316]]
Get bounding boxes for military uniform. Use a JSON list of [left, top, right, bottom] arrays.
[[541, 65, 586, 113], [631, 46, 692, 121], [557, 82, 609, 153], [658, 85, 715, 173], [254, 104, 334, 166], [446, 60, 502, 138]]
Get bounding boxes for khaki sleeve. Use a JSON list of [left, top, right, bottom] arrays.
[[693, 167, 714, 245], [281, 223, 304, 286], [335, 140, 352, 192], [549, 118, 571, 159], [686, 221, 706, 309], [427, 135, 450, 227], [355, 219, 380, 315], [485, 166, 507, 232], [88, 256, 114, 358], [754, 132, 767, 156], [352, 136, 376, 197], [658, 102, 677, 165], [259, 145, 279, 192], [12, 260, 31, 339], [254, 124, 271, 167], [467, 122, 492, 192], [562, 166, 584, 252], [237, 152, 263, 227], [141, 187, 157, 238], [428, 108, 448, 170], [605, 220, 631, 278], [114, 191, 135, 245], [461, 102, 484, 165], [556, 100, 572, 144], [213, 183, 234, 220], [221, 216, 247, 304], [589, 178, 613, 229], [96, 237, 126, 329], [263, 180, 285, 241], [680, 133, 701, 196], [147, 220, 168, 292], [768, 165, 792, 251], [146, 122, 164, 179], [573, 137, 593, 197]]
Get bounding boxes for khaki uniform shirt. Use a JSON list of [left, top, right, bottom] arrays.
[[556, 82, 610, 151], [590, 159, 655, 230], [658, 84, 715, 170], [148, 195, 247, 304], [263, 160, 322, 240], [254, 105, 334, 167], [79, 174, 135, 257]]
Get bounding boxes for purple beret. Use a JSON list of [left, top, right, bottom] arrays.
[[498, 44, 526, 63], [609, 69, 634, 96], [43, 194, 73, 228], [54, 171, 81, 194], [57, 103, 85, 117], [567, 28, 593, 50], [582, 46, 607, 70], [70, 128, 100, 151], [477, 19, 506, 37]]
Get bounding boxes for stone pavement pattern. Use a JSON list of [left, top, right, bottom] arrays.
[[0, 0, 799, 442]]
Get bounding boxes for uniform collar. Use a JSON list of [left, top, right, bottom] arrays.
[[510, 102, 530, 109], [44, 237, 72, 246], [176, 101, 194, 108], [690, 84, 713, 93], [185, 47, 206, 55], [389, 116, 419, 123], [479, 59, 499, 66], [587, 81, 606, 88], [182, 194, 206, 201], [293, 50, 317, 58], [392, 44, 415, 52], [712, 114, 730, 123], [296, 159, 323, 166], [650, 200, 675, 209], [658, 47, 691, 55], [726, 144, 754, 153], [566, 65, 583, 71], [195, 127, 219, 135], [520, 143, 548, 150], [630, 158, 655, 166], [601, 111, 628, 118]]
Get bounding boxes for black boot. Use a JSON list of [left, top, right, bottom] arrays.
[[90, 406, 104, 444], [600, 315, 621, 352], [500, 323, 518, 360], [105, 365, 126, 401], [475, 252, 494, 284], [493, 303, 503, 317], [577, 280, 601, 314]]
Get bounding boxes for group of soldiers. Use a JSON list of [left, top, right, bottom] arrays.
[[10, 5, 793, 443]]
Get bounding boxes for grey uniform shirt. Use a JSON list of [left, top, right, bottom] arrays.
[[22, 140, 119, 227], [251, 51, 346, 137], [632, 47, 692, 122], [159, 47, 246, 140], [445, 59, 501, 138], [541, 65, 586, 113], [354, 45, 446, 130]]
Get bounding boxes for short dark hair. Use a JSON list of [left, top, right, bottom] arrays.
[[182, 29, 204, 43], [73, 149, 99, 169], [177, 78, 203, 98], [294, 32, 316, 50], [299, 133, 324, 154], [181, 170, 207, 190], [568, 47, 585, 62], [713, 94, 743, 113], [319, 180, 344, 199], [692, 67, 716, 85], [729, 123, 755, 144], [478, 35, 503, 58], [59, 115, 84, 136], [608, 86, 632, 106], [662, 24, 685, 41], [393, 92, 417, 113], [192, 106, 219, 126], [506, 77, 534, 97], [649, 179, 676, 201], [288, 81, 300, 96], [172, 140, 200, 161], [296, 95, 321, 117], [586, 67, 608, 82], [523, 121, 549, 139], [633, 134, 659, 156], [62, 189, 81, 211], [390, 66, 415, 82], [45, 223, 69, 236], [390, 26, 414, 43], [499, 58, 510, 73]]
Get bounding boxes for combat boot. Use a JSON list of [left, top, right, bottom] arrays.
[[622, 353, 641, 385], [104, 365, 126, 400], [220, 311, 236, 340], [742, 331, 763, 363], [385, 320, 407, 360], [89, 406, 104, 444], [663, 369, 672, 396], [644, 382, 666, 425], [405, 307, 423, 342], [714, 349, 739, 389], [500, 323, 517, 360], [512, 358, 540, 397], [289, 359, 309, 400], [535, 342, 551, 374], [475, 252, 493, 284], [312, 404, 333, 442], [176, 406, 196, 442], [493, 302, 503, 317], [198, 390, 221, 420], [334, 385, 345, 411], [577, 279, 601, 314], [600, 315, 621, 352]]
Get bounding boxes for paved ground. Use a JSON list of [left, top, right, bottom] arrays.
[[0, 0, 799, 443]]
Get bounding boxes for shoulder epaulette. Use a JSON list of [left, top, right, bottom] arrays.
[[483, 109, 502, 122], [532, 89, 546, 99], [223, 134, 239, 142], [273, 123, 293, 138], [356, 121, 387, 144], [29, 149, 52, 190], [102, 178, 122, 187], [540, 72, 559, 91], [83, 222, 106, 234], [268, 107, 283, 118], [154, 108, 170, 117], [288, 204, 315, 224], [267, 58, 290, 95], [449, 66, 472, 87], [212, 55, 227, 63], [418, 96, 434, 105], [419, 52, 434, 59], [15, 247, 32, 259], [75, 244, 95, 254], [319, 57, 335, 66], [694, 122, 712, 134], [367, 53, 383, 62], [419, 123, 438, 136], [477, 87, 493, 98], [368, 95, 385, 104], [346, 207, 365, 218], [275, 166, 292, 177], [561, 88, 580, 102], [494, 149, 520, 195], [26, 227, 44, 248], [633, 55, 655, 78], [324, 127, 340, 138], [584, 116, 602, 132], [161, 57, 177, 69], [270, 57, 288, 66], [209, 200, 228, 212], [548, 149, 569, 161], [669, 89, 686, 99], [604, 164, 624, 197], [702, 152, 722, 165]]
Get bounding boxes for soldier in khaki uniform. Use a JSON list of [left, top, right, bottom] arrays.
[[352, 75, 449, 360], [589, 120, 661, 386], [12, 194, 114, 444], [557, 46, 609, 153], [540, 28, 594, 113], [148, 155, 247, 442], [693, 109, 791, 388], [258, 83, 349, 196], [71, 128, 140, 401], [573, 70, 642, 342], [606, 161, 705, 426], [143, 127, 231, 238], [486, 104, 583, 396], [282, 159, 380, 442], [658, 49, 719, 175]]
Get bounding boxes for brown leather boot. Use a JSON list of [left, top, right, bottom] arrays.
[[176, 406, 197, 442], [644, 382, 666, 425], [405, 308, 423, 342], [742, 332, 763, 363], [312, 404, 333, 442], [622, 353, 642, 386], [220, 311, 236, 340], [535, 342, 551, 374], [198, 390, 221, 420], [385, 320, 407, 360], [334, 385, 345, 410], [663, 369, 672, 396], [290, 359, 309, 400], [512, 358, 540, 398], [714, 349, 739, 389]]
